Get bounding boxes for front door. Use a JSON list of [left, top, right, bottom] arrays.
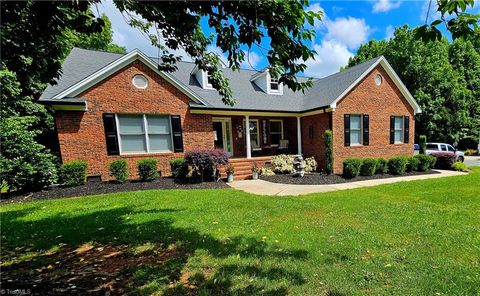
[[212, 118, 233, 155]]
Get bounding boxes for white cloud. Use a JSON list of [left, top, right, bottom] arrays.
[[372, 0, 402, 13], [241, 50, 260, 69], [112, 30, 126, 45], [325, 17, 371, 49], [305, 3, 325, 28], [385, 25, 395, 40], [304, 40, 353, 78]]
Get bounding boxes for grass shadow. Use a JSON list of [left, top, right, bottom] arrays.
[[1, 205, 308, 294]]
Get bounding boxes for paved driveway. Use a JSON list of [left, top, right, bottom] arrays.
[[464, 156, 480, 167]]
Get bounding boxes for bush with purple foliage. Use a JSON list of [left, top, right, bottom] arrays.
[[431, 152, 456, 170], [184, 149, 230, 182]]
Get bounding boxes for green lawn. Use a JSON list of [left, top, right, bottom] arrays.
[[1, 169, 479, 295]]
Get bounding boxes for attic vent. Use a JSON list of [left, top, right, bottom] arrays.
[[374, 74, 382, 86], [132, 74, 148, 89]]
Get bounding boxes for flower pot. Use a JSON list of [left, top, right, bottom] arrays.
[[252, 171, 259, 180], [227, 173, 234, 183]]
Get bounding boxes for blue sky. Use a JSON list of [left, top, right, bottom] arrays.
[[95, 0, 479, 78]]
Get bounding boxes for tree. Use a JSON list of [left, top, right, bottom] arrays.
[[63, 13, 127, 55], [347, 26, 479, 144], [1, 1, 125, 191], [417, 0, 479, 41], [112, 0, 323, 105]]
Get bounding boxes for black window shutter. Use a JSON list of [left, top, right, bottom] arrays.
[[344, 114, 350, 146], [390, 115, 395, 144], [404, 116, 410, 143], [170, 115, 184, 152], [102, 113, 119, 155], [363, 114, 369, 145]]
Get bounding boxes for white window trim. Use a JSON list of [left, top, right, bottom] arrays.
[[267, 73, 283, 95], [350, 114, 363, 146], [243, 119, 261, 148], [270, 119, 284, 147], [132, 74, 148, 89], [116, 113, 173, 155], [204, 70, 214, 89], [393, 116, 404, 144], [212, 117, 234, 156]]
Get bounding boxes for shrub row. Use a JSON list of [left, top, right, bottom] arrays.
[[342, 155, 436, 179]]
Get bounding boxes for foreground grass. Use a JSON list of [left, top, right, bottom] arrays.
[[1, 169, 479, 295]]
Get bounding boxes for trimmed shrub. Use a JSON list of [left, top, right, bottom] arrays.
[[360, 158, 377, 176], [431, 152, 456, 170], [428, 155, 437, 168], [452, 161, 468, 172], [260, 166, 275, 176], [419, 135, 427, 154], [59, 160, 88, 187], [464, 149, 477, 156], [271, 154, 294, 174], [184, 149, 229, 182], [137, 159, 159, 181], [375, 158, 388, 174], [169, 158, 188, 180], [414, 154, 434, 172], [343, 158, 363, 179], [304, 157, 317, 173], [324, 130, 334, 174], [108, 159, 128, 183], [406, 156, 420, 172], [387, 156, 408, 175]]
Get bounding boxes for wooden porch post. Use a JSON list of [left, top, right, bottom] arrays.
[[246, 115, 252, 159], [297, 116, 302, 155]]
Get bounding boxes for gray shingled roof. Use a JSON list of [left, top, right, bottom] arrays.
[[40, 47, 382, 112]]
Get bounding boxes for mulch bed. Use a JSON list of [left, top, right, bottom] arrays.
[[0, 178, 228, 205], [0, 243, 190, 296], [260, 170, 439, 185]]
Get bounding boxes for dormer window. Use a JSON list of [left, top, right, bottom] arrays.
[[270, 78, 279, 91], [206, 71, 213, 88]]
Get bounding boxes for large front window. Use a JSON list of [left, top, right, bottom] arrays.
[[270, 120, 283, 146], [350, 115, 362, 145], [117, 114, 172, 154]]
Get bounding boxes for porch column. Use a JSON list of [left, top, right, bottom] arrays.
[[297, 116, 302, 155], [245, 115, 252, 159]]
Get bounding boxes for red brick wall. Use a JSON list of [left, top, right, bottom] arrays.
[[55, 60, 214, 180], [301, 113, 330, 170], [331, 66, 415, 173]]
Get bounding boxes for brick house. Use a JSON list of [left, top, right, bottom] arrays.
[[40, 48, 421, 180]]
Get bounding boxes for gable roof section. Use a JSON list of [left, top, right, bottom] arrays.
[[41, 47, 210, 106], [40, 48, 421, 114], [326, 56, 421, 113], [40, 48, 123, 100]]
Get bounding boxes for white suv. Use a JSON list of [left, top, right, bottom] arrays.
[[426, 143, 465, 162]]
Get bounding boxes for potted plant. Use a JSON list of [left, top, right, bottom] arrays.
[[226, 164, 235, 183], [251, 162, 260, 180]]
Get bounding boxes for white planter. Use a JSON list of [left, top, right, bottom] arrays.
[[252, 171, 259, 180], [227, 173, 234, 183]]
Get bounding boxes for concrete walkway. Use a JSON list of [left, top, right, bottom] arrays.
[[228, 170, 467, 196]]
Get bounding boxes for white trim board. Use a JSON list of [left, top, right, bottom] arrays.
[[329, 57, 422, 114], [51, 49, 210, 106]]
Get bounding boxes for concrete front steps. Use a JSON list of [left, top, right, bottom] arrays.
[[220, 156, 272, 180]]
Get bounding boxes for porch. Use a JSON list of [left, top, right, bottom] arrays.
[[212, 115, 303, 159]]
